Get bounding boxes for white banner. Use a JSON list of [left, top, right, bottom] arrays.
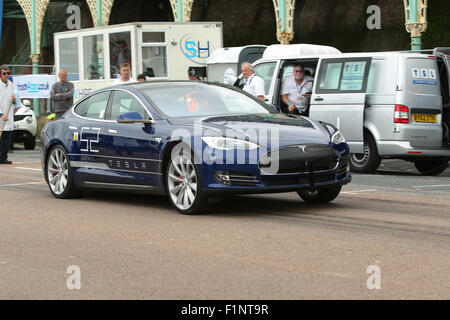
[[12, 74, 57, 99]]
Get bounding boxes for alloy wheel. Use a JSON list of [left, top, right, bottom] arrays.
[[47, 147, 69, 195], [167, 154, 198, 211]]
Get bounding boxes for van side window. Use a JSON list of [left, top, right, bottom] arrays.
[[254, 62, 276, 95], [318, 63, 342, 90], [316, 58, 371, 93]]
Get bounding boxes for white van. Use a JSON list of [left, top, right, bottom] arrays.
[[251, 44, 450, 175]]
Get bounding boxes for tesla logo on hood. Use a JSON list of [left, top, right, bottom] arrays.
[[298, 145, 307, 152]]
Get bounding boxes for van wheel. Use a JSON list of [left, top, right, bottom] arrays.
[[414, 160, 449, 175], [350, 133, 381, 173], [297, 186, 342, 203]]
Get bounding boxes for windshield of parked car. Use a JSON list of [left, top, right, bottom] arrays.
[[138, 82, 271, 118]]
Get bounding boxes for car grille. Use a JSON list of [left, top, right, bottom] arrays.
[[14, 115, 29, 122], [228, 172, 259, 186], [259, 144, 340, 175]]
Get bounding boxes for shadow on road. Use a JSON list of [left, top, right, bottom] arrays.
[[78, 189, 351, 217]]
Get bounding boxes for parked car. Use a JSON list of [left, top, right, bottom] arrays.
[[41, 81, 351, 214], [14, 99, 37, 150]]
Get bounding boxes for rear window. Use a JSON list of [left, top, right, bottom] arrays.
[[406, 58, 441, 95]]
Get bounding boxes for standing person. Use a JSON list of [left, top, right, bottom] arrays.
[[281, 64, 313, 116], [9, 71, 23, 153], [113, 63, 136, 84], [240, 62, 265, 101], [0, 66, 15, 164], [50, 69, 74, 119]]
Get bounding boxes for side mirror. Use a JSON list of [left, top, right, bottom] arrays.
[[22, 99, 32, 110]]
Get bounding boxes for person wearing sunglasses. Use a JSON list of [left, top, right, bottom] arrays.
[[0, 66, 16, 164], [281, 64, 314, 116]]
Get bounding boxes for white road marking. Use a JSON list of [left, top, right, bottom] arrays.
[[11, 161, 42, 165], [342, 188, 378, 194], [412, 184, 450, 189], [15, 167, 42, 171], [0, 182, 45, 188]]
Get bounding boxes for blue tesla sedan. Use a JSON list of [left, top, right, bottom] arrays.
[[41, 81, 351, 214]]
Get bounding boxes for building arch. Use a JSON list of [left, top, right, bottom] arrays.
[[16, 0, 50, 62], [85, 0, 114, 27]]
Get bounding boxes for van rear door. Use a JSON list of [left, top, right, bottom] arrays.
[[433, 47, 450, 107], [310, 57, 371, 153]]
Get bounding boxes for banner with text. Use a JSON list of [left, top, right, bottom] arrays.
[[12, 74, 57, 99]]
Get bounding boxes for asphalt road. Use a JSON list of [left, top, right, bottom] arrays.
[[0, 146, 449, 299]]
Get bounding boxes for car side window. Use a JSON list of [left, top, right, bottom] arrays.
[[110, 90, 151, 120], [74, 91, 110, 119], [254, 62, 276, 95]]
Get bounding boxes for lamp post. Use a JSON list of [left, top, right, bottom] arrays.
[[169, 0, 194, 22], [96, 0, 102, 26], [403, 0, 428, 51], [31, 0, 40, 115], [273, 0, 295, 45]]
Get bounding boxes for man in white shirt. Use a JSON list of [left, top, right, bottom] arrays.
[[113, 63, 136, 85], [281, 64, 314, 115], [0, 66, 15, 164], [241, 62, 265, 101]]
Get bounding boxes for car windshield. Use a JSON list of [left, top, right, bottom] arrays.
[[138, 82, 271, 118]]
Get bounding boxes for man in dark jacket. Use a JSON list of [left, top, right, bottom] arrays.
[[50, 69, 74, 119]]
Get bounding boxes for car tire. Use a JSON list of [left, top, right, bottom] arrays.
[[350, 132, 381, 173], [46, 145, 78, 198], [414, 159, 449, 175], [166, 143, 207, 214], [24, 136, 36, 150], [297, 186, 342, 203]]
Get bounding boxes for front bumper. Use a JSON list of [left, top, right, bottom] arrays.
[[200, 145, 351, 193], [13, 130, 34, 142]]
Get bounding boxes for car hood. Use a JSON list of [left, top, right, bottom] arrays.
[[167, 113, 332, 148]]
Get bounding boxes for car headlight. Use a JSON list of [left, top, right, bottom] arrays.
[[202, 137, 259, 150], [331, 130, 346, 144]]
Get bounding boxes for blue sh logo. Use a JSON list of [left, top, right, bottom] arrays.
[[184, 41, 211, 59], [180, 34, 215, 65]]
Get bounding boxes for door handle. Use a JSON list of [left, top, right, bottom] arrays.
[[314, 97, 324, 101]]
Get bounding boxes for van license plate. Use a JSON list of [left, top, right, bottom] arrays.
[[412, 114, 437, 123]]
